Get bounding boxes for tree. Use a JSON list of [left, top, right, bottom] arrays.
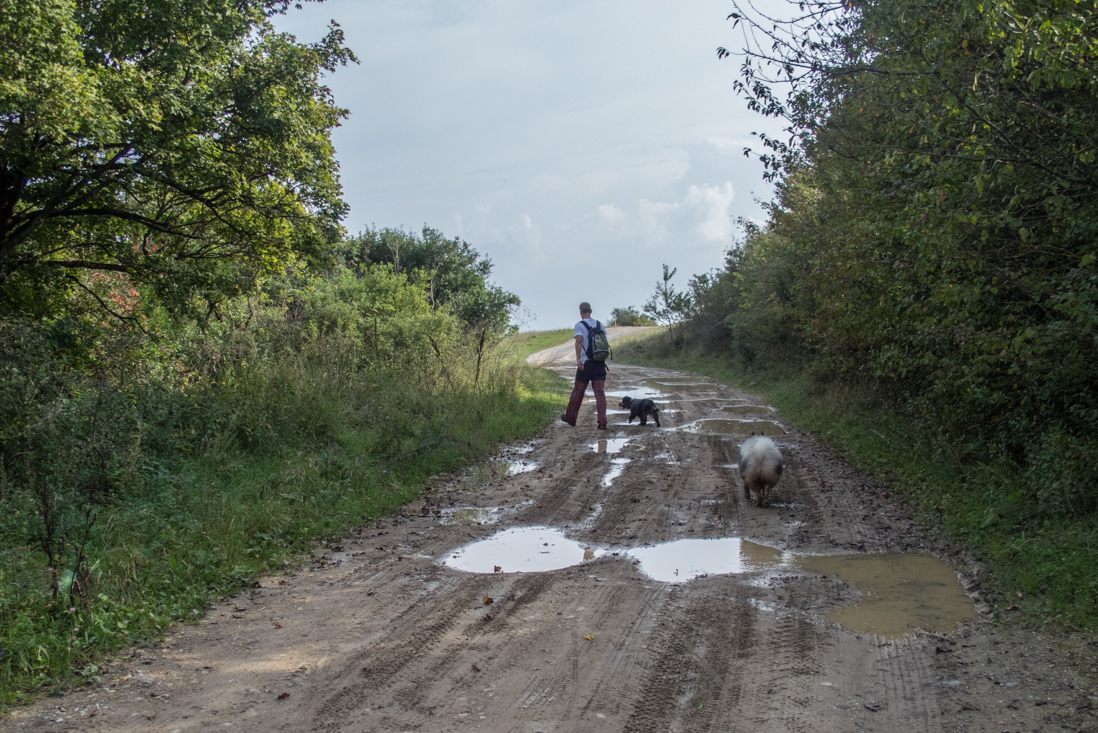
[[608, 306, 655, 327], [0, 0, 355, 322], [340, 227, 519, 333], [643, 264, 694, 345]]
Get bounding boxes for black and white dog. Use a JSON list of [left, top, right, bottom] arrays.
[[618, 396, 661, 427]]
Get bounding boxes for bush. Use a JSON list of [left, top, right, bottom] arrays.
[[609, 307, 656, 327], [0, 264, 556, 701]]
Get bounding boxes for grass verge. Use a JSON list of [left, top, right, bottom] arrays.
[[615, 339, 1098, 632], [0, 360, 569, 708]]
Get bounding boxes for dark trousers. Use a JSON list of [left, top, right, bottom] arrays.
[[564, 361, 607, 426]]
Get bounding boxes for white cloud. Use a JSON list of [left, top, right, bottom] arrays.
[[684, 182, 736, 241], [596, 182, 736, 245], [597, 203, 624, 228]]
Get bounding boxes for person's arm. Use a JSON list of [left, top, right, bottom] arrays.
[[574, 334, 584, 369]]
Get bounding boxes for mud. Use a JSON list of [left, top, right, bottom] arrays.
[[5, 338, 1096, 733], [678, 417, 786, 436], [795, 552, 980, 639]]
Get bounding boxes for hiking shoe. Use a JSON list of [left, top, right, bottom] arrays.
[[560, 413, 576, 427], [597, 424, 607, 430]]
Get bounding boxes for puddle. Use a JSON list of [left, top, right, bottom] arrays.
[[601, 458, 630, 487], [628, 538, 790, 583], [679, 418, 785, 436], [605, 384, 666, 399], [440, 507, 503, 526], [718, 404, 775, 415], [577, 501, 605, 529], [643, 379, 718, 394], [442, 532, 976, 637], [442, 527, 604, 573], [794, 552, 978, 638], [590, 438, 631, 454], [506, 460, 538, 475]]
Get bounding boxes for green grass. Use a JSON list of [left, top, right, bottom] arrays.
[[615, 337, 1098, 631], [0, 353, 570, 707], [506, 329, 575, 362]]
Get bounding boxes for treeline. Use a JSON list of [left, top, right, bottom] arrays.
[[695, 0, 1098, 515], [647, 0, 1097, 553], [623, 0, 1098, 626], [0, 0, 551, 699]]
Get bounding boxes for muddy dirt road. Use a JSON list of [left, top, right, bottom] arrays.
[[5, 351, 1096, 732]]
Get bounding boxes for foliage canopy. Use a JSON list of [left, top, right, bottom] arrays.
[[0, 0, 355, 321], [339, 226, 520, 333], [704, 0, 1098, 518]]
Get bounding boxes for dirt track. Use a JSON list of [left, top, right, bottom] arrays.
[[5, 344, 1097, 732]]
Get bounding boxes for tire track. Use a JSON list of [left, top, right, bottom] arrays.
[[308, 574, 493, 729], [622, 583, 758, 733], [872, 638, 943, 732], [514, 450, 609, 528], [738, 578, 828, 733]]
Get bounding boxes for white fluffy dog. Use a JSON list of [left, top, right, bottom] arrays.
[[738, 434, 784, 507]]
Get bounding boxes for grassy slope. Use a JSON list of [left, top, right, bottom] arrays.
[[614, 337, 1098, 632], [507, 329, 574, 360]]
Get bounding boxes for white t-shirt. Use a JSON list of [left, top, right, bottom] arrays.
[[574, 318, 600, 364]]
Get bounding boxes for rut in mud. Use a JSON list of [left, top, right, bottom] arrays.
[[5, 346, 1096, 733]]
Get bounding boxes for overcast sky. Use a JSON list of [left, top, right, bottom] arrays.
[[275, 0, 784, 329]]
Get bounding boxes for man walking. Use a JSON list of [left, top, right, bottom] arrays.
[[561, 302, 608, 429]]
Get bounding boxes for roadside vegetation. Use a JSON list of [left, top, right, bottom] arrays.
[[608, 307, 656, 327], [619, 0, 1098, 630], [0, 0, 565, 705]]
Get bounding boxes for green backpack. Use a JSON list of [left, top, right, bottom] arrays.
[[582, 320, 612, 362]]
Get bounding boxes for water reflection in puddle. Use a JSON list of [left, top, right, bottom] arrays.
[[602, 458, 630, 487], [440, 507, 502, 526], [649, 375, 707, 382], [605, 384, 665, 399], [718, 404, 775, 415], [442, 527, 603, 573], [590, 438, 631, 454], [629, 538, 790, 582], [794, 552, 979, 639], [679, 418, 785, 436], [506, 460, 539, 475], [643, 379, 718, 394], [442, 531, 976, 637]]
